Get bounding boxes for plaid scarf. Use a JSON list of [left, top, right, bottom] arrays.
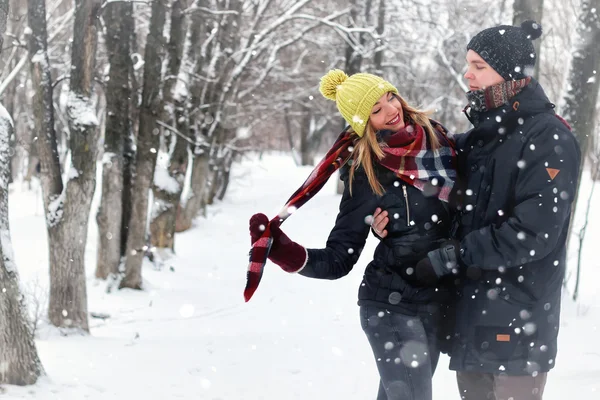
[[465, 77, 531, 113], [379, 121, 456, 202], [244, 121, 456, 302]]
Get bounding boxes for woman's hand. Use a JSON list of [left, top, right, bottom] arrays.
[[248, 213, 307, 273], [371, 208, 389, 239]]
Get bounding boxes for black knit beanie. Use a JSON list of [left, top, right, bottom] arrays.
[[467, 20, 543, 81]]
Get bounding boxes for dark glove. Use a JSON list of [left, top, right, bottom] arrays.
[[249, 213, 307, 273], [415, 239, 461, 286]]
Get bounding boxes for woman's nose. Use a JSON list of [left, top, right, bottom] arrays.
[[464, 69, 473, 80], [383, 103, 396, 115]]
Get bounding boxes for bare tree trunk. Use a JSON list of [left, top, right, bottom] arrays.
[[299, 105, 312, 166], [28, 0, 85, 329], [512, 0, 544, 79], [373, 0, 385, 75], [0, 0, 44, 384], [573, 159, 600, 300], [121, 0, 168, 289], [283, 108, 301, 165], [121, 125, 135, 255], [95, 0, 133, 279], [149, 0, 189, 250], [0, 108, 44, 386], [561, 1, 600, 250], [181, 0, 242, 221], [46, 0, 102, 331], [176, 148, 209, 232], [174, 0, 212, 232], [337, 0, 366, 194]]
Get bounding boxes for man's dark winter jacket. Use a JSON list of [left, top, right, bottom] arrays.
[[299, 162, 454, 318], [449, 79, 581, 375]]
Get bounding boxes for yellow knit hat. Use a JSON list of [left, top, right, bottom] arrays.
[[319, 69, 398, 137]]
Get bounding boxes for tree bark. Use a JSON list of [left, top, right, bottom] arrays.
[[95, 0, 133, 279], [561, 1, 600, 250], [512, 0, 544, 79], [337, 0, 366, 194], [46, 0, 102, 331], [149, 0, 189, 250], [299, 105, 312, 166], [120, 0, 169, 289], [0, 107, 44, 386], [180, 0, 241, 226], [0, 0, 44, 385], [373, 0, 385, 75], [176, 147, 209, 231]]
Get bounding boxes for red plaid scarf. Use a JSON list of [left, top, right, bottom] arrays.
[[244, 122, 456, 302], [465, 77, 531, 113], [379, 122, 456, 202]]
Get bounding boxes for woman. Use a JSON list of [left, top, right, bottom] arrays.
[[246, 69, 457, 400]]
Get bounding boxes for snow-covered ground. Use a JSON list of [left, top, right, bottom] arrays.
[[1, 154, 599, 399]]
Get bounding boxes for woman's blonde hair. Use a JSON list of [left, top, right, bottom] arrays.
[[348, 94, 440, 196]]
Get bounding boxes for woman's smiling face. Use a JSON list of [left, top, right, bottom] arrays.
[[369, 92, 405, 132]]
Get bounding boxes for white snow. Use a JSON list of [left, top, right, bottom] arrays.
[[46, 191, 65, 228], [67, 167, 79, 180], [67, 92, 99, 128], [0, 154, 599, 399], [153, 152, 181, 194], [0, 103, 14, 128]]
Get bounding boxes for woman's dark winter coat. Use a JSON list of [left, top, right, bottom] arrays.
[[299, 159, 455, 330]]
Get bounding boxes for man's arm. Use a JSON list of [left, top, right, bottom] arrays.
[[459, 122, 580, 270]]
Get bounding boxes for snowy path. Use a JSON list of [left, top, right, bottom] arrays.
[[2, 154, 599, 399]]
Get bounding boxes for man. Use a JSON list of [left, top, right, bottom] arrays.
[[371, 20, 581, 399]]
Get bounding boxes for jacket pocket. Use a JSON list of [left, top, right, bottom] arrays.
[[473, 325, 528, 363]]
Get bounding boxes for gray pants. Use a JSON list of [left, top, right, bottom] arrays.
[[360, 305, 441, 400], [457, 371, 548, 400]]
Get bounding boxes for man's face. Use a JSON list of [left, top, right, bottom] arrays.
[[464, 50, 505, 91]]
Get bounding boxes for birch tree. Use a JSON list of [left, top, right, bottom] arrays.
[[0, 0, 44, 385]]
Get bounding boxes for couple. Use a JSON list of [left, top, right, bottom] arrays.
[[247, 21, 581, 400]]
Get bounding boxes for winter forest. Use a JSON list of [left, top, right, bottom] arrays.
[[0, 0, 599, 398]]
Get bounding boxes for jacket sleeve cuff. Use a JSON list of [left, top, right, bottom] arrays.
[[428, 243, 459, 277]]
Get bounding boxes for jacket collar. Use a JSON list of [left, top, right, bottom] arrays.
[[460, 79, 556, 146]]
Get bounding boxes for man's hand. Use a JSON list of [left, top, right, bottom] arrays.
[[415, 239, 461, 285], [371, 207, 389, 239]]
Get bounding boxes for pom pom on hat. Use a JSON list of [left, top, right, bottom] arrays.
[[319, 69, 348, 101], [520, 20, 542, 40], [317, 69, 398, 137]]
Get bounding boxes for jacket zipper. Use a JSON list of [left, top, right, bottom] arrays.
[[402, 185, 411, 227]]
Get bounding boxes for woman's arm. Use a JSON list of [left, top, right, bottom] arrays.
[[300, 167, 378, 280]]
